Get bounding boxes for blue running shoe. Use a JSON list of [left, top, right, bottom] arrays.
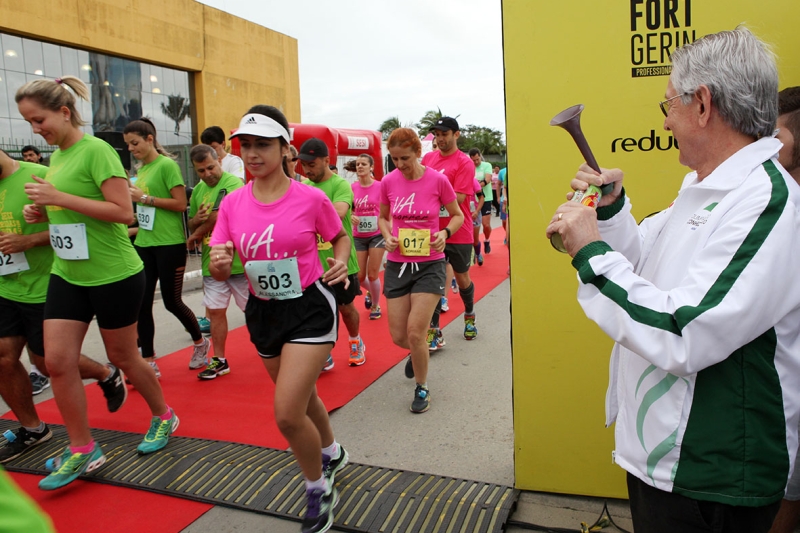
[[137, 409, 179, 455], [464, 314, 478, 340], [39, 443, 106, 490]]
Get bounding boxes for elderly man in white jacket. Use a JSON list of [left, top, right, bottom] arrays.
[[547, 27, 800, 533]]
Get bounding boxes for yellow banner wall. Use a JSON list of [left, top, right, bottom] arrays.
[[504, 0, 800, 497]]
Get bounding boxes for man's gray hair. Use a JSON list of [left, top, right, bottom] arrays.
[[190, 143, 219, 164], [671, 26, 778, 139]]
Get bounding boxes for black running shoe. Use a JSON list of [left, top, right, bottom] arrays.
[[484, 241, 492, 254], [410, 385, 430, 413], [301, 486, 337, 533], [30, 373, 50, 396], [404, 355, 414, 379], [0, 425, 53, 464], [98, 365, 128, 413], [323, 445, 349, 488]]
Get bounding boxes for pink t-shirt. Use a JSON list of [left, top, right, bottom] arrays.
[[380, 167, 456, 263], [421, 149, 474, 244], [210, 179, 342, 295], [351, 180, 381, 238]]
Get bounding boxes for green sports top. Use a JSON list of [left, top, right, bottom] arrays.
[[302, 174, 359, 275], [189, 172, 244, 277], [45, 134, 143, 286], [133, 154, 187, 247], [0, 162, 53, 303]]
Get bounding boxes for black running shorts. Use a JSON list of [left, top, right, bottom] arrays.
[[0, 295, 45, 356], [246, 280, 338, 358]]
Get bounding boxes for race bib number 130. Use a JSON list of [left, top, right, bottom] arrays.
[[49, 224, 89, 260]]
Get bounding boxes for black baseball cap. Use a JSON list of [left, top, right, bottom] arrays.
[[297, 138, 329, 161], [430, 117, 459, 132]]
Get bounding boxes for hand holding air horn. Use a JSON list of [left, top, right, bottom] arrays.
[[549, 104, 614, 253]]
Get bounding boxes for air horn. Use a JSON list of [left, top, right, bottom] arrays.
[[549, 104, 614, 253]]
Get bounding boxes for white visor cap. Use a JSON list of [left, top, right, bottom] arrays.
[[230, 114, 291, 143]]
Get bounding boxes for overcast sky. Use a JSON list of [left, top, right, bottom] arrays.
[[197, 0, 506, 137]]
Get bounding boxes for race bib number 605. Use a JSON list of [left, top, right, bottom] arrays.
[[49, 224, 89, 260]]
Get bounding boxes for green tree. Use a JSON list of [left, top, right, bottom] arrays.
[[378, 116, 402, 140], [378, 116, 419, 140], [160, 94, 190, 136], [418, 108, 446, 136], [457, 124, 506, 155]]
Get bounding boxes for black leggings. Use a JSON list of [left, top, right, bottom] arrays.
[[491, 190, 500, 214], [135, 243, 201, 358]]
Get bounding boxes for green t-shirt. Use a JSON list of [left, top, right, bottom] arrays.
[[134, 155, 187, 247], [0, 162, 53, 303], [302, 174, 359, 275], [189, 172, 244, 277], [475, 161, 493, 202], [46, 134, 143, 286], [0, 467, 55, 533]]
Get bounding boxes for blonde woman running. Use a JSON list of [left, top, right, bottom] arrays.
[[16, 76, 177, 490]]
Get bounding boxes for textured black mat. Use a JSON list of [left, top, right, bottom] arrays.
[[1, 419, 518, 532]]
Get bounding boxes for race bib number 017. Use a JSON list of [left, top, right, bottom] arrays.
[[245, 258, 302, 300], [398, 228, 431, 257], [49, 224, 89, 260], [0, 251, 29, 275]]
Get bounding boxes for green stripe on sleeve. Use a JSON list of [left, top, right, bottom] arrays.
[[579, 160, 788, 334]]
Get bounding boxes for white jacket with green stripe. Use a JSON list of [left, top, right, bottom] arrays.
[[572, 137, 800, 506]]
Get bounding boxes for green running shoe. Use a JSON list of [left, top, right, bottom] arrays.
[[39, 443, 106, 490], [137, 409, 179, 455]]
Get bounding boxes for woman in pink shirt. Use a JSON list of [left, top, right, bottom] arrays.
[[379, 128, 464, 414], [208, 105, 349, 533], [350, 154, 385, 320]]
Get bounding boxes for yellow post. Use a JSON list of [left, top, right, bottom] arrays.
[[504, 0, 800, 497]]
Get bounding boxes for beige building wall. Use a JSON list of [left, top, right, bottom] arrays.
[[0, 0, 300, 141]]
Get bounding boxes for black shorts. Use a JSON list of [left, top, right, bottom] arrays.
[[383, 259, 446, 298], [444, 243, 473, 274], [329, 273, 361, 306], [0, 296, 45, 356], [480, 202, 493, 217], [354, 234, 385, 252], [246, 280, 338, 358], [44, 271, 145, 330]]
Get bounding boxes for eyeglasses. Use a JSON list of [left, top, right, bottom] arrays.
[[659, 91, 693, 117]]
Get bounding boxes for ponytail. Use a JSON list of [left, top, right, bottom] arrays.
[[15, 75, 88, 128]]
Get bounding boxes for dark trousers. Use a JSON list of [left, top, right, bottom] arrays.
[[627, 473, 780, 533], [491, 191, 500, 214], [135, 243, 201, 357]]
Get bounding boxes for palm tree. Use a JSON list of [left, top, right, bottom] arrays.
[[160, 94, 190, 136], [378, 116, 402, 140], [417, 108, 444, 137]]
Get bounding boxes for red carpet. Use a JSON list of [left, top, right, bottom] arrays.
[[5, 228, 509, 532]]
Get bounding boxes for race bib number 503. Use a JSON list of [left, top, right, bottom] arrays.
[[245, 258, 303, 300]]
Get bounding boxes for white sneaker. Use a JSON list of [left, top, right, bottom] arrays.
[[189, 338, 210, 369], [149, 361, 162, 379]]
